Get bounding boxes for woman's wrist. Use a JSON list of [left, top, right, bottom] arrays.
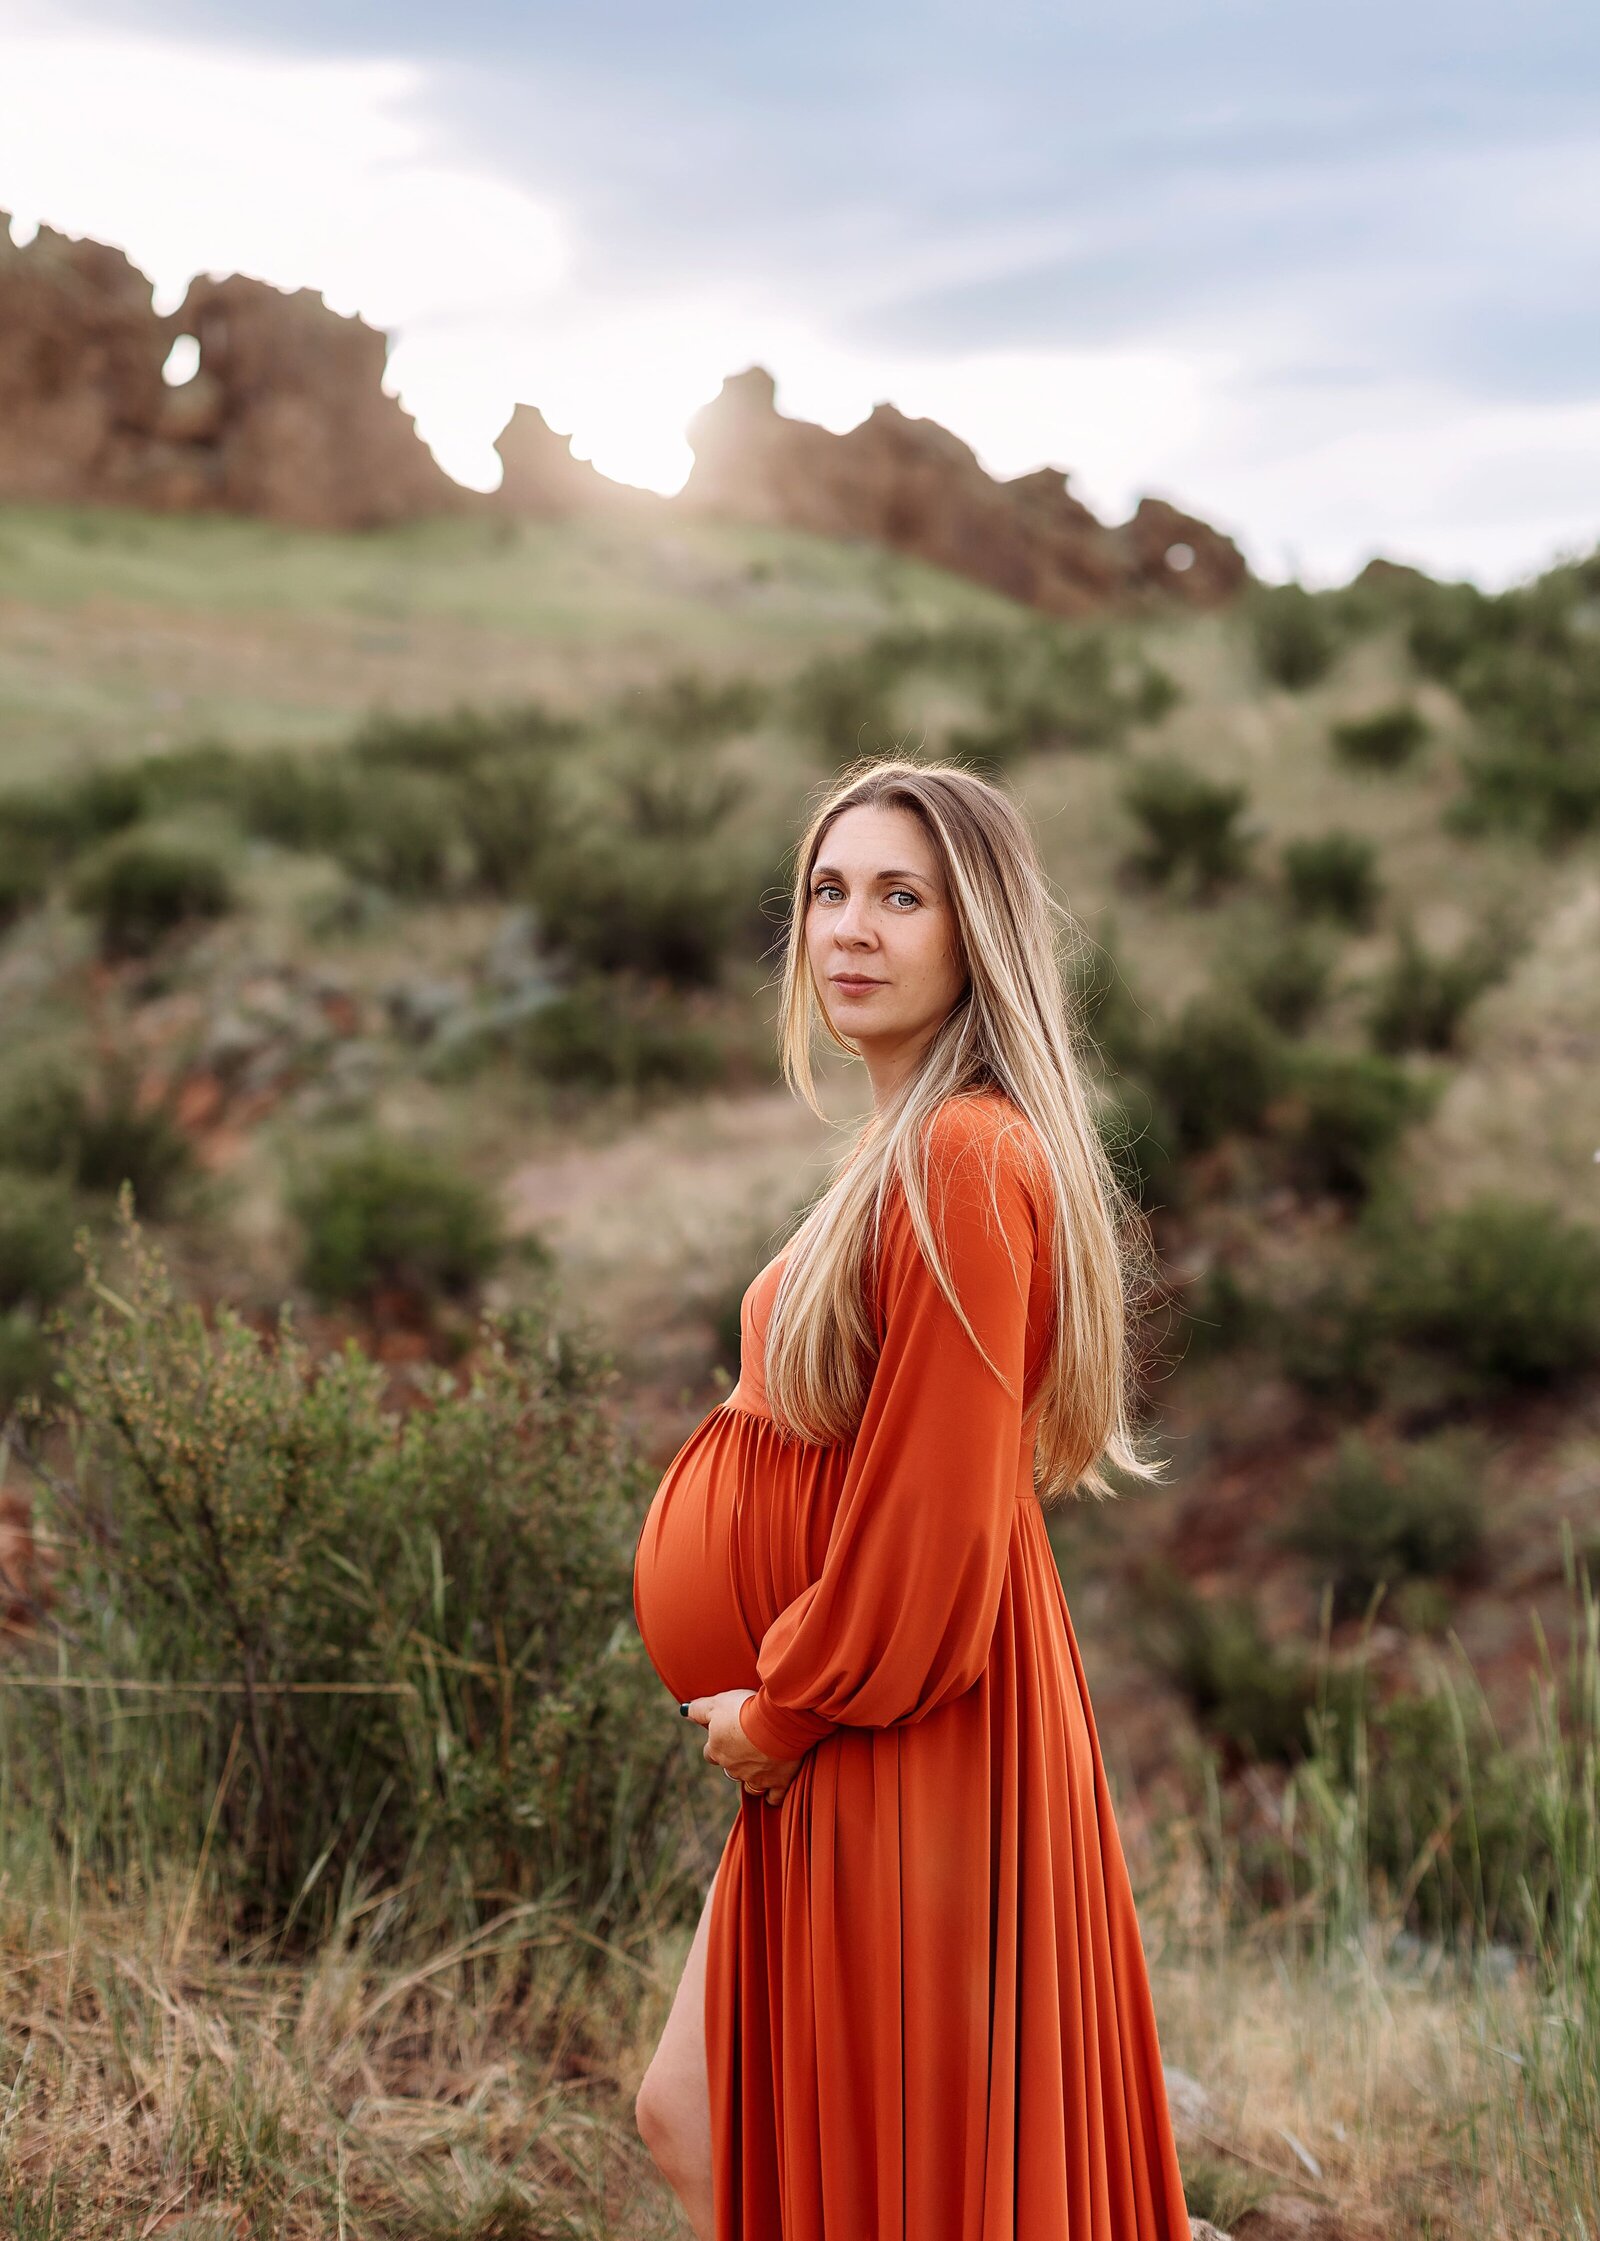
[[738, 1687, 832, 1761]]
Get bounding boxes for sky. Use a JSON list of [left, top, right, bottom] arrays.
[[2, 0, 1598, 587]]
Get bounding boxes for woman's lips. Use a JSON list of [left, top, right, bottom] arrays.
[[831, 977, 885, 993]]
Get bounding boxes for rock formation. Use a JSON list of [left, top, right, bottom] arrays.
[[679, 367, 1249, 614], [0, 216, 1249, 611], [492, 404, 660, 521], [0, 214, 467, 528]]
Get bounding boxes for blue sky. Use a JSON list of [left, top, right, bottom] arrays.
[[3, 0, 1598, 583]]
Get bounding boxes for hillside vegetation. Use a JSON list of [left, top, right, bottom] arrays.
[[0, 502, 1598, 2235]]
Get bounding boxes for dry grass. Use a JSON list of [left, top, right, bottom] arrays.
[[0, 1867, 694, 2239]]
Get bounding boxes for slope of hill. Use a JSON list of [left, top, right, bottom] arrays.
[[1, 499, 1599, 2232]]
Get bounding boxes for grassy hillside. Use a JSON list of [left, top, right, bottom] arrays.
[[1, 501, 1598, 2235]]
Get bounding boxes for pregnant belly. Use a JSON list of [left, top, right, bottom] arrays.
[[633, 1436, 761, 1706]]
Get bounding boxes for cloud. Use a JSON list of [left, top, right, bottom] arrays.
[[2, 0, 1598, 582]]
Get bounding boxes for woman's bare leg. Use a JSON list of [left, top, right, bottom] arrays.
[[635, 1866, 718, 2239]]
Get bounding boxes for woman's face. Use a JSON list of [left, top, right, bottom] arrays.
[[804, 803, 967, 1093]]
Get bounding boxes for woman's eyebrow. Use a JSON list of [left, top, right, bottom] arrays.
[[811, 864, 930, 884]]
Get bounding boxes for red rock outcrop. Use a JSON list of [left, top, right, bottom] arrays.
[[0, 217, 1248, 611], [0, 214, 468, 528], [679, 367, 1248, 614], [492, 403, 660, 521]]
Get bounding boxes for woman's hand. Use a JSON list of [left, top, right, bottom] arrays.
[[682, 1689, 802, 1806]]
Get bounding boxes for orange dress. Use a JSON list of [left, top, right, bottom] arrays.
[[633, 1091, 1191, 2240]]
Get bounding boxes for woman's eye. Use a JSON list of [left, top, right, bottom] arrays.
[[811, 882, 842, 902], [888, 889, 919, 908]]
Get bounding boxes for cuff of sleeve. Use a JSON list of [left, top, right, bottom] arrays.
[[739, 1688, 834, 1761]]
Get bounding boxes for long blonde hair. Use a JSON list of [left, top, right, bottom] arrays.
[[756, 756, 1166, 1505]]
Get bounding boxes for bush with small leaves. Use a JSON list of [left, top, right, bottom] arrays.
[[0, 1172, 80, 1313], [0, 760, 150, 868], [1406, 579, 1504, 684], [1365, 922, 1509, 1054], [534, 830, 755, 987], [1275, 1046, 1437, 1201], [1144, 992, 1287, 1153], [1134, 1563, 1314, 1765], [1271, 1269, 1387, 1408], [291, 1136, 505, 1307], [514, 973, 729, 1094], [0, 840, 47, 930], [1332, 704, 1430, 772], [0, 1309, 57, 1418], [1373, 1194, 1600, 1398], [616, 669, 768, 746], [1092, 1080, 1185, 1216], [1282, 831, 1381, 928], [335, 771, 472, 898], [0, 1056, 193, 1217], [1284, 1428, 1488, 1621], [1232, 923, 1338, 1035], [1120, 757, 1254, 899], [69, 827, 236, 957], [1250, 582, 1339, 691], [24, 1203, 685, 1923]]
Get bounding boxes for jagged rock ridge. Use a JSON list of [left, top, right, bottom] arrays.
[[0, 215, 1247, 609]]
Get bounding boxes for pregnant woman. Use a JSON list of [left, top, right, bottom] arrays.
[[632, 756, 1192, 2240]]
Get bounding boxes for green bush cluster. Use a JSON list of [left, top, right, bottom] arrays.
[[1407, 556, 1600, 846], [290, 1135, 505, 1307], [14, 1203, 685, 1927], [68, 826, 236, 957], [1272, 1191, 1600, 1406], [1281, 831, 1382, 928], [1143, 991, 1286, 1152], [1331, 704, 1429, 772], [1284, 1428, 1488, 1619], [1120, 757, 1254, 899], [0, 1054, 193, 1217], [1364, 921, 1510, 1053], [1134, 1563, 1315, 1764], [1275, 1046, 1437, 1202], [1249, 582, 1341, 691]]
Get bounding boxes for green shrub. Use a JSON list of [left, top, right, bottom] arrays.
[[1232, 923, 1338, 1034], [0, 761, 149, 866], [617, 670, 767, 745], [786, 646, 899, 761], [0, 840, 47, 930], [0, 1307, 57, 1417], [1093, 1079, 1185, 1215], [1373, 1194, 1600, 1397], [1332, 704, 1430, 772], [0, 1057, 193, 1216], [514, 974, 728, 1093], [1145, 992, 1287, 1152], [335, 771, 472, 898], [1365, 922, 1509, 1053], [347, 701, 579, 774], [1120, 757, 1254, 899], [1281, 831, 1381, 928], [68, 827, 236, 957], [1406, 579, 1507, 684], [1135, 1563, 1314, 1764], [291, 1135, 504, 1306], [1449, 726, 1600, 850], [21, 1204, 681, 1924], [948, 628, 1166, 763], [1176, 1261, 1264, 1361], [1275, 1047, 1436, 1201], [0, 1171, 80, 1311], [1271, 1269, 1386, 1407], [535, 831, 754, 987], [455, 755, 560, 896], [1250, 583, 1339, 690], [1284, 1428, 1488, 1620]]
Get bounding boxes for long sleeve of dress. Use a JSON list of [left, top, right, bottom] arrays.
[[738, 1099, 1043, 1764]]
